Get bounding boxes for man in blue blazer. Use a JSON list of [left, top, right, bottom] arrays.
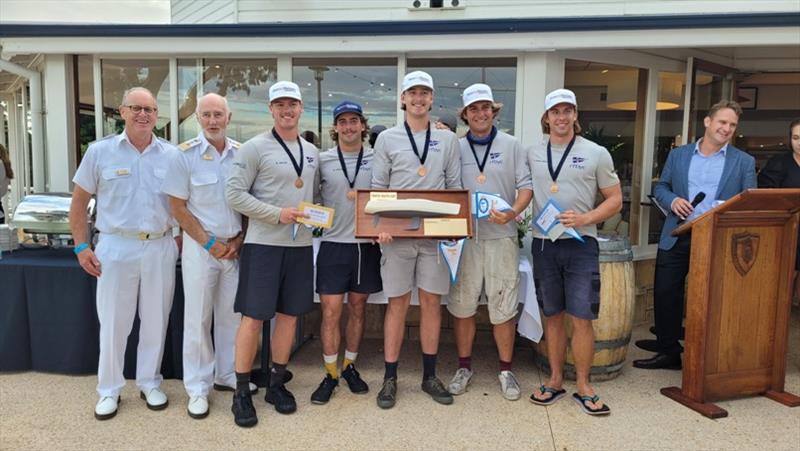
[[633, 100, 756, 370]]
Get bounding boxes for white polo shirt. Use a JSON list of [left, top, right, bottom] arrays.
[[161, 133, 242, 239], [73, 131, 177, 235]]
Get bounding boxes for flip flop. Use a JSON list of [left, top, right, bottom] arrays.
[[572, 393, 611, 416], [529, 385, 567, 406]]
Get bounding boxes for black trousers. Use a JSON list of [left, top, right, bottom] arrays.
[[653, 234, 691, 356]]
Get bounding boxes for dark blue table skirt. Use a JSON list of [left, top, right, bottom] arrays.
[[0, 247, 185, 379]]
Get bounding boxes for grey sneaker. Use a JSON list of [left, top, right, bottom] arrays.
[[448, 368, 473, 395], [498, 370, 521, 401], [376, 378, 397, 409], [421, 377, 454, 405]]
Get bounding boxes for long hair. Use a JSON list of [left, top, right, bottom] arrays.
[[0, 144, 13, 179]]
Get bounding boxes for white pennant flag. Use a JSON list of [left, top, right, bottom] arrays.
[[438, 239, 466, 284], [474, 191, 513, 220]]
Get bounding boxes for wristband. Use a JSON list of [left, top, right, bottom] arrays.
[[203, 235, 216, 251], [73, 243, 89, 255]]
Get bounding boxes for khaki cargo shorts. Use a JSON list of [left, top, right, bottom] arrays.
[[380, 239, 451, 298]]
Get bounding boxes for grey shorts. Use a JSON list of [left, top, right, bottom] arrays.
[[379, 239, 450, 298], [531, 237, 600, 320]]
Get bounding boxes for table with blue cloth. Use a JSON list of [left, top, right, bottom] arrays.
[[0, 247, 185, 378]]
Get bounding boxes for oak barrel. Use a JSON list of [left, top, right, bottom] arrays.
[[533, 236, 636, 381]]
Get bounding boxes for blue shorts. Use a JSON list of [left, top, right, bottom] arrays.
[[316, 241, 383, 295], [235, 244, 314, 320], [531, 237, 601, 320]]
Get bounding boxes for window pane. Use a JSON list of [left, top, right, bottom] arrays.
[[407, 58, 517, 136], [177, 58, 200, 142], [76, 55, 95, 159], [100, 59, 170, 139], [293, 58, 397, 150]]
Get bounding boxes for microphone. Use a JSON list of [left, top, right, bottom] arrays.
[[678, 192, 705, 223]]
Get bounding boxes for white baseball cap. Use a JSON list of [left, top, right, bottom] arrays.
[[401, 71, 434, 93], [462, 83, 494, 107], [269, 81, 302, 102], [544, 88, 577, 110]]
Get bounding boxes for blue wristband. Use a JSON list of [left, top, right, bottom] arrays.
[[203, 235, 216, 251], [73, 243, 89, 255]]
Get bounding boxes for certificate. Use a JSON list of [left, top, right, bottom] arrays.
[[296, 202, 335, 229]]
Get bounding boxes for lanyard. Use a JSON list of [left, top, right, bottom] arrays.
[[467, 126, 497, 174], [336, 146, 364, 189], [403, 121, 431, 167], [547, 135, 577, 185], [272, 128, 304, 181]]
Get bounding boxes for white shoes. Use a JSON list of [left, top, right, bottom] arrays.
[[140, 387, 169, 410], [187, 395, 209, 419], [94, 396, 119, 420], [448, 368, 474, 395], [498, 370, 521, 401]]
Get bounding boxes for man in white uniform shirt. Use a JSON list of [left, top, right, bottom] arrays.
[[162, 93, 256, 419], [69, 87, 179, 420]]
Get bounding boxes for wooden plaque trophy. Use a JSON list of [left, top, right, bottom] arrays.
[[661, 188, 800, 418]]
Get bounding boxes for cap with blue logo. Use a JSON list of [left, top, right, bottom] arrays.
[[333, 101, 364, 120], [401, 71, 435, 93], [269, 81, 302, 102], [544, 88, 577, 110], [462, 83, 494, 107]]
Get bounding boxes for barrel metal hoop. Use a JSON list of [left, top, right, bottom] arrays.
[[593, 335, 631, 350]]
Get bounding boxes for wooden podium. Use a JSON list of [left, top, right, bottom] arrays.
[[661, 188, 800, 418]]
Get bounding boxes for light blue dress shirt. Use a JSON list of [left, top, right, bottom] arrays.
[[686, 139, 727, 221]]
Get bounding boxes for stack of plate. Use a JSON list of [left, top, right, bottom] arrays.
[[0, 224, 19, 252]]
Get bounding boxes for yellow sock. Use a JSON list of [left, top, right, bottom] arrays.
[[342, 358, 354, 369], [323, 354, 338, 379], [343, 350, 358, 370]]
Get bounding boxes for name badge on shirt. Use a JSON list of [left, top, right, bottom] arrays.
[[116, 168, 130, 176], [202, 153, 214, 161]]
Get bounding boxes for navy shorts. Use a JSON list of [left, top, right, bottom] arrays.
[[235, 243, 314, 320], [531, 237, 601, 320], [316, 241, 383, 295]]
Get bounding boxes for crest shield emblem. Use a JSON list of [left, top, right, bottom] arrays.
[[731, 232, 759, 276]]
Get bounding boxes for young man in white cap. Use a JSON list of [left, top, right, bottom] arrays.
[[527, 88, 621, 415], [446, 83, 532, 401], [162, 93, 259, 419], [371, 70, 462, 409], [225, 81, 320, 427], [311, 100, 382, 405], [69, 87, 179, 420]]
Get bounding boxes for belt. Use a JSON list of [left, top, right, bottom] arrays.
[[109, 230, 170, 240]]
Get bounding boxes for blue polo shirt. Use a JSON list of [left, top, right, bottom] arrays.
[[686, 139, 727, 221]]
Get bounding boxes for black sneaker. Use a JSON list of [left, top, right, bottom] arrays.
[[376, 377, 397, 409], [310, 374, 339, 405], [421, 376, 454, 405], [341, 364, 369, 394], [231, 391, 258, 428], [265, 385, 297, 414], [250, 369, 294, 388]]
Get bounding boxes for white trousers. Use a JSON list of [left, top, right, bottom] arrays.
[[95, 234, 178, 397], [181, 233, 240, 397]]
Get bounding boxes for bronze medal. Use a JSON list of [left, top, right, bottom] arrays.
[[295, 178, 304, 189], [418, 166, 427, 177], [550, 183, 559, 193], [347, 190, 356, 200], [477, 173, 487, 184]]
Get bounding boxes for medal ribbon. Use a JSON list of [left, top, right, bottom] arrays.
[[336, 146, 364, 189], [547, 135, 577, 187], [403, 121, 431, 167], [272, 128, 304, 181], [467, 126, 497, 175]]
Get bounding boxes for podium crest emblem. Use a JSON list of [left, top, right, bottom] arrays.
[[731, 232, 759, 276]]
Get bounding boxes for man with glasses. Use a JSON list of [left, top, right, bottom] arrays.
[[371, 71, 462, 409], [69, 87, 179, 420], [162, 93, 258, 419], [310, 100, 381, 405], [446, 84, 532, 401], [225, 81, 320, 427]]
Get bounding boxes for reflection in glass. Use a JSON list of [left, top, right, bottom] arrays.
[[407, 58, 517, 137], [100, 59, 170, 139], [293, 58, 397, 150], [76, 55, 95, 159]]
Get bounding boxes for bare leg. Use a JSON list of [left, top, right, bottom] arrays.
[[345, 293, 369, 353], [418, 288, 442, 355], [493, 319, 516, 363], [234, 316, 263, 373], [270, 313, 297, 365], [319, 294, 345, 356], [383, 291, 411, 362], [531, 312, 566, 401], [453, 316, 476, 359], [571, 315, 603, 409]]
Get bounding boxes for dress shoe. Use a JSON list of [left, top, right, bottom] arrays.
[[187, 396, 209, 419], [632, 353, 682, 370], [635, 339, 659, 353], [213, 382, 259, 394], [94, 396, 119, 420], [140, 387, 169, 410], [649, 326, 685, 340]]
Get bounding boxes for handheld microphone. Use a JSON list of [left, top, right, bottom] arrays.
[[690, 192, 706, 208]]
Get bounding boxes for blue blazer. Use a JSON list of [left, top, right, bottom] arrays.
[[654, 143, 756, 250]]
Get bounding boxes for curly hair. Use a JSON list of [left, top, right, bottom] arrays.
[[329, 115, 369, 144]]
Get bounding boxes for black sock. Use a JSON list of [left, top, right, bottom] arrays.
[[422, 353, 437, 379], [270, 362, 287, 389], [384, 361, 398, 380], [235, 371, 251, 394]]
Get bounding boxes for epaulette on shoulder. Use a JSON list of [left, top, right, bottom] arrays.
[[178, 137, 201, 151], [229, 138, 242, 149]]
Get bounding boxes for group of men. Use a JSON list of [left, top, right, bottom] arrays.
[[69, 68, 755, 426]]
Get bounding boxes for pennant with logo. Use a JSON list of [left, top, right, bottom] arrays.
[[533, 199, 584, 243], [438, 239, 466, 284], [474, 191, 514, 220]]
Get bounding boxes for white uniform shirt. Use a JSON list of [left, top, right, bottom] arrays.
[[161, 133, 242, 239], [73, 131, 178, 234]]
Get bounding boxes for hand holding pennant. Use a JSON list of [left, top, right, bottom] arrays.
[[474, 192, 514, 220], [533, 199, 584, 243]]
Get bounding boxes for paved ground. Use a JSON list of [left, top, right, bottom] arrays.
[[1, 316, 799, 450]]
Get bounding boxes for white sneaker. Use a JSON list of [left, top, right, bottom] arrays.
[[498, 370, 521, 401], [187, 396, 209, 419], [448, 368, 473, 395], [140, 387, 169, 410], [94, 396, 119, 420]]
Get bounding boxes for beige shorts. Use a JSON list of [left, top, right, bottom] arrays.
[[380, 239, 450, 298], [447, 237, 520, 324]]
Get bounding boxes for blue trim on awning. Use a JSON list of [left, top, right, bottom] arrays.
[[1, 13, 797, 38]]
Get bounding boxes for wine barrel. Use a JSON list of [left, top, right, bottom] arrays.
[[533, 236, 636, 381]]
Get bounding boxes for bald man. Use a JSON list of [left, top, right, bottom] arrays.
[[162, 93, 252, 419]]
